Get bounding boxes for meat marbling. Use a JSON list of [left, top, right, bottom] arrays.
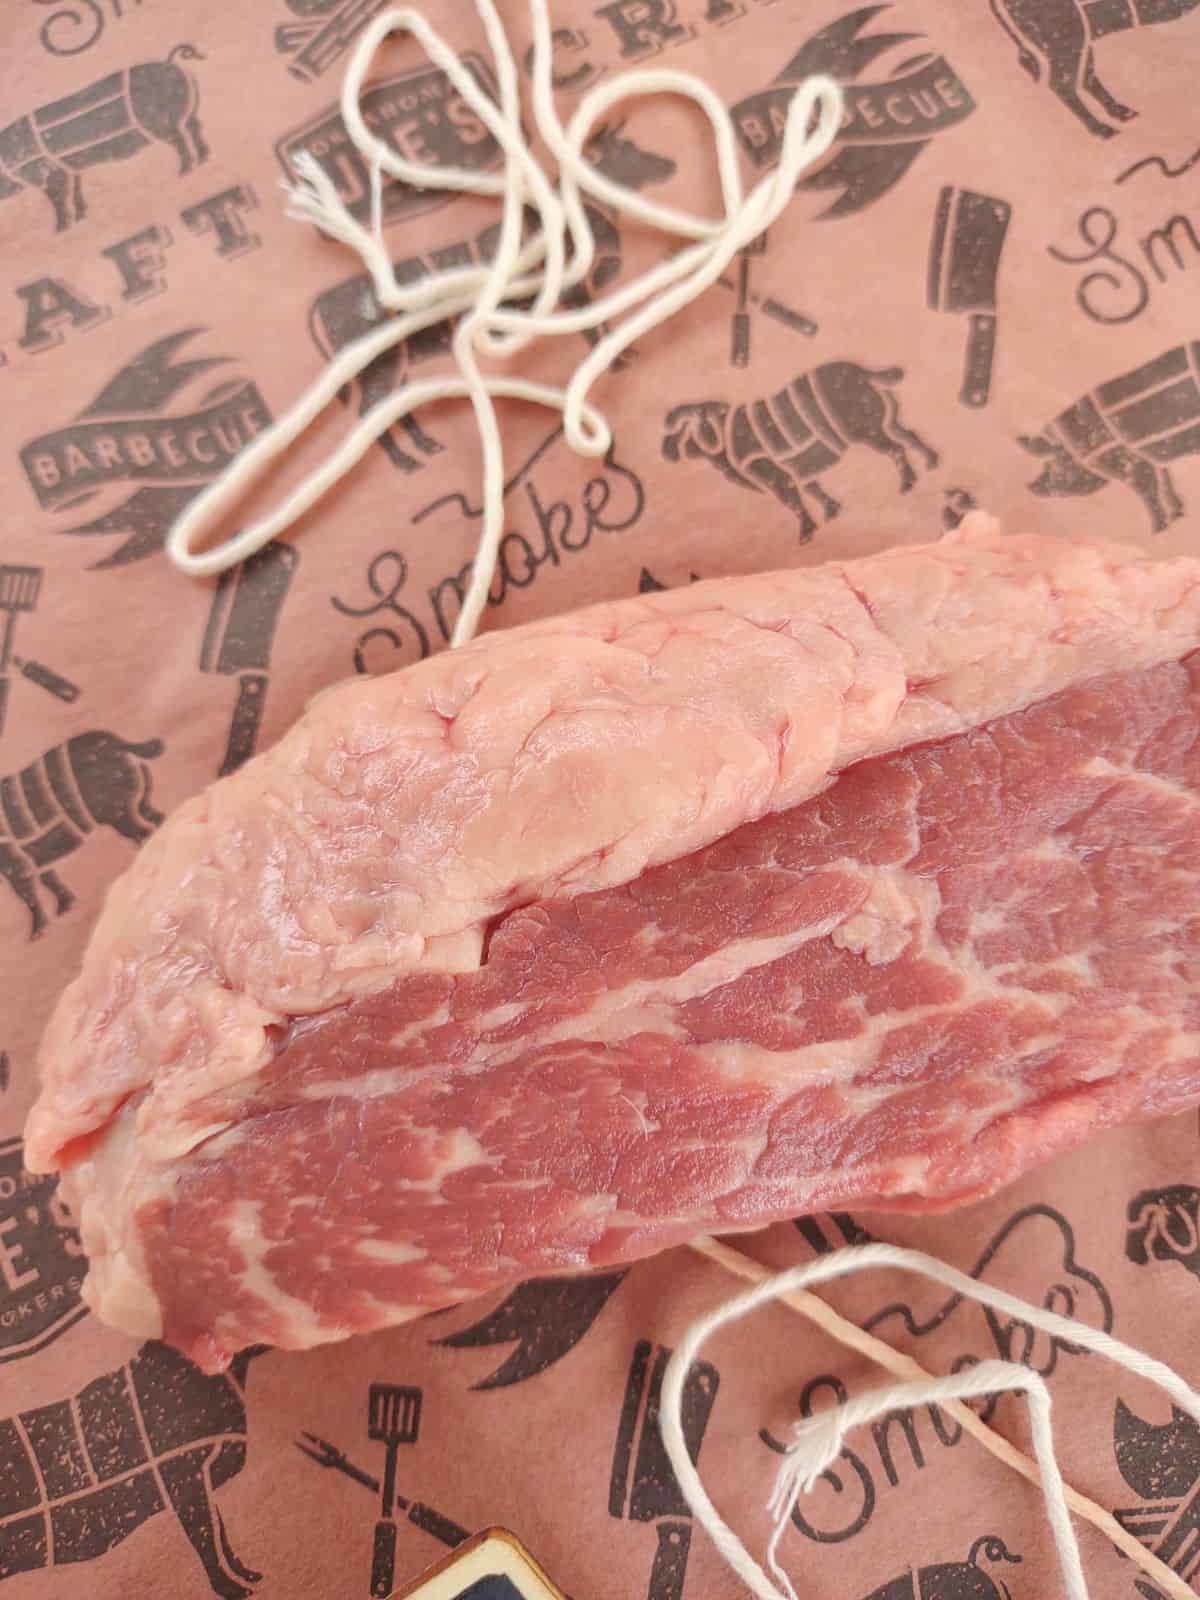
[[24, 515, 1200, 1371]]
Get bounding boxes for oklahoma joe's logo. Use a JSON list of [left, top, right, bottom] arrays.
[[19, 327, 271, 566], [731, 4, 974, 217], [0, 1136, 87, 1363], [275, 57, 502, 226]]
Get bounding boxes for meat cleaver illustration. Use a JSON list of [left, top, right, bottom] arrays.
[[927, 187, 1012, 409], [199, 540, 298, 777], [609, 1340, 720, 1600]]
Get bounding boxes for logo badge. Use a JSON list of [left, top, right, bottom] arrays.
[[0, 1135, 87, 1362], [276, 59, 503, 226]]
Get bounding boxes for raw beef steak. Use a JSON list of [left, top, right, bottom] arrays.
[[25, 516, 1200, 1371]]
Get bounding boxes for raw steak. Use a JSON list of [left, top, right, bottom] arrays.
[[25, 515, 1200, 1372]]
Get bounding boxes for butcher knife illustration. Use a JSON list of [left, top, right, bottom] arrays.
[[608, 1340, 719, 1600], [927, 186, 1011, 409], [199, 540, 298, 777]]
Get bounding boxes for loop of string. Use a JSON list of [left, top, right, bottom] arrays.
[[661, 1242, 1200, 1600], [163, 0, 841, 645]]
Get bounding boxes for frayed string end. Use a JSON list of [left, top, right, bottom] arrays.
[[768, 1411, 845, 1510]]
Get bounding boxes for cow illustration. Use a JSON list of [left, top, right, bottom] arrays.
[[863, 1535, 1022, 1600], [1019, 342, 1200, 533], [0, 45, 207, 232], [308, 131, 674, 471], [1127, 1185, 1200, 1281], [663, 363, 939, 541], [0, 731, 164, 939], [988, 0, 1200, 138], [0, 1341, 261, 1598]]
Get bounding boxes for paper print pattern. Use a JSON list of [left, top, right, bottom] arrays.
[[607, 1341, 719, 1600], [662, 361, 939, 541], [274, 0, 394, 84], [730, 6, 976, 217], [1018, 342, 1200, 533], [0, 730, 164, 940], [1126, 1185, 1200, 1283], [1113, 1398, 1200, 1593], [0, 45, 208, 232], [2, 1, 1200, 1598], [0, 567, 80, 741], [0, 1136, 87, 1364], [859, 1536, 1024, 1600], [20, 327, 272, 568], [295, 1383, 470, 1598], [986, 0, 1200, 140], [0, 1343, 262, 1598], [434, 1274, 628, 1390]]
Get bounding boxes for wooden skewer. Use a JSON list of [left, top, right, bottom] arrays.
[[689, 1234, 1194, 1600]]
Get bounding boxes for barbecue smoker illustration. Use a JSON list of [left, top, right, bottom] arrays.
[[0, 1135, 87, 1364], [1113, 1398, 1200, 1593], [987, 0, 1200, 139], [0, 731, 164, 940], [663, 362, 939, 542], [0, 567, 80, 740], [1127, 1185, 1200, 1283], [0, 1342, 262, 1599], [730, 6, 975, 219], [297, 1383, 471, 1598], [927, 188, 1013, 408], [860, 1535, 1022, 1599], [275, 0, 393, 82], [0, 44, 207, 231], [1019, 342, 1200, 533], [608, 1340, 720, 1600], [307, 126, 675, 473]]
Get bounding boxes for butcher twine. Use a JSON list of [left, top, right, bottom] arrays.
[[159, 6, 1200, 1598], [665, 1242, 1200, 1600], [164, 0, 840, 645]]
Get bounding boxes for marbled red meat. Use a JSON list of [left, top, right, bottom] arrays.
[[25, 516, 1200, 1370]]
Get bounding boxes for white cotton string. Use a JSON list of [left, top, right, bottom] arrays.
[[164, 0, 841, 647], [763, 1363, 1081, 1600], [660, 1242, 1200, 1600]]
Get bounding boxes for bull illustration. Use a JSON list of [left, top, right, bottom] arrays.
[[663, 363, 939, 541], [0, 45, 207, 232], [1127, 1185, 1200, 1282], [987, 0, 1200, 139], [0, 731, 164, 939], [1019, 342, 1200, 533], [309, 129, 675, 472], [0, 1341, 261, 1598], [863, 1535, 1022, 1600]]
